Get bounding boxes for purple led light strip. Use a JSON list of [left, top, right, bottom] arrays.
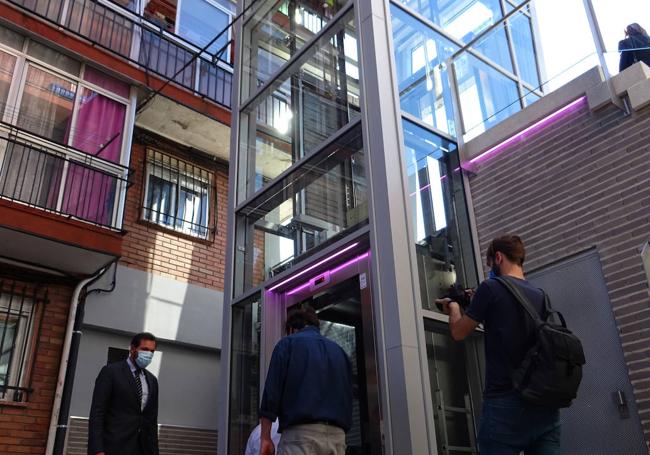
[[468, 96, 587, 165], [267, 242, 359, 291], [286, 251, 370, 296]]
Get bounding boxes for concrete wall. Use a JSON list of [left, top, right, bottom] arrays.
[[70, 329, 220, 429], [466, 68, 650, 442], [84, 265, 223, 349]]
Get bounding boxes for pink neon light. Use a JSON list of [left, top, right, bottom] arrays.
[[267, 242, 359, 291], [285, 251, 370, 296], [468, 96, 587, 165]]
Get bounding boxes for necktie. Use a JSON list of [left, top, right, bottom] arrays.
[[134, 369, 143, 409]]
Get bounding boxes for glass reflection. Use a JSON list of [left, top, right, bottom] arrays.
[[238, 12, 360, 201], [228, 295, 261, 455], [455, 53, 520, 138], [506, 5, 540, 87], [396, 0, 503, 43], [234, 126, 366, 295], [391, 5, 458, 135], [241, 0, 351, 100], [402, 119, 477, 312]]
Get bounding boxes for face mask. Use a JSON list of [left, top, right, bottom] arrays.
[[135, 351, 154, 369], [488, 264, 500, 279]]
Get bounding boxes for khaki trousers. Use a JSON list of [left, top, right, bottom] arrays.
[[277, 423, 346, 455]]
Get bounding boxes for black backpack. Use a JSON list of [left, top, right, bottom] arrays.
[[495, 277, 586, 408]]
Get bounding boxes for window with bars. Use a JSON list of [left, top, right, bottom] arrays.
[[0, 281, 44, 403], [142, 149, 213, 239]]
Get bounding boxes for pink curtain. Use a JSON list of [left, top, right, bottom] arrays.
[[63, 87, 127, 226]]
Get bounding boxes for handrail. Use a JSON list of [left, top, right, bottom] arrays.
[[6, 0, 233, 108]]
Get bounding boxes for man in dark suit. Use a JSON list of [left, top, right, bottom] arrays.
[[88, 332, 160, 455]]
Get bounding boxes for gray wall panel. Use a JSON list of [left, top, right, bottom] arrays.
[[84, 265, 223, 349], [70, 329, 220, 429]]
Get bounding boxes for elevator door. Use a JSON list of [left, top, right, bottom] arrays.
[[285, 271, 381, 455]]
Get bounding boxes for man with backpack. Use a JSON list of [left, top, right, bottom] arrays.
[[437, 234, 584, 455]]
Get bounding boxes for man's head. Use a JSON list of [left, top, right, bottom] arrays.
[[486, 234, 526, 278], [285, 306, 320, 335], [130, 332, 157, 369]]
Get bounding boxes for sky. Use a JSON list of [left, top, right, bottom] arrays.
[[534, 0, 650, 90]]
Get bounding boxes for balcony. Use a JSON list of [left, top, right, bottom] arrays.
[[0, 129, 129, 276], [6, 0, 233, 109]]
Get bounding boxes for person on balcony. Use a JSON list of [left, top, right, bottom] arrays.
[[619, 23, 650, 72]]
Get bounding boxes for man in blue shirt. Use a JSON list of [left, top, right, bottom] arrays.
[[436, 235, 561, 455], [259, 306, 352, 455]]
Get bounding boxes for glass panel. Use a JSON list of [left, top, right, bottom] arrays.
[[523, 89, 541, 107], [26, 41, 81, 76], [396, 0, 503, 43], [238, 11, 360, 201], [0, 318, 17, 387], [425, 321, 483, 454], [391, 5, 458, 136], [72, 88, 127, 162], [456, 53, 520, 139], [228, 294, 261, 455], [241, 0, 350, 100], [0, 25, 24, 51], [0, 51, 16, 115], [471, 22, 513, 72], [17, 66, 77, 144], [144, 0, 177, 32], [401, 119, 477, 313], [234, 126, 366, 295], [178, 0, 230, 57], [507, 6, 540, 87]]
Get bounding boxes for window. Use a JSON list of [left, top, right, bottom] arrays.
[[143, 149, 213, 239], [177, 0, 232, 60], [0, 36, 131, 164], [0, 287, 38, 403]]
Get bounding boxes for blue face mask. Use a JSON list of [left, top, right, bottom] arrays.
[[488, 264, 500, 279], [135, 351, 154, 369]]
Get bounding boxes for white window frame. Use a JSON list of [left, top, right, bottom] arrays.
[[0, 38, 134, 228], [142, 149, 213, 240], [175, 0, 233, 64]]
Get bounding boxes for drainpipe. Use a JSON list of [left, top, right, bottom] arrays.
[[45, 264, 113, 455]]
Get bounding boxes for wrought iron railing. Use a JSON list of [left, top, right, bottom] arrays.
[[0, 279, 47, 403], [0, 134, 132, 230], [7, 0, 233, 108]]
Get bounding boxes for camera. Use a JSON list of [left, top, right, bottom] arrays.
[[435, 284, 473, 311]]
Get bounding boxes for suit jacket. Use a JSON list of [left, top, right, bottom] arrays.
[[88, 361, 159, 455]]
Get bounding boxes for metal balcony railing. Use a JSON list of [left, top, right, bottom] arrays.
[[7, 0, 233, 108], [0, 133, 132, 230]]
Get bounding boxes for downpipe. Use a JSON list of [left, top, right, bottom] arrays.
[[45, 263, 113, 455]]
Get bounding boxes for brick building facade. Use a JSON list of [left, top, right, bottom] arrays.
[[465, 64, 650, 451]]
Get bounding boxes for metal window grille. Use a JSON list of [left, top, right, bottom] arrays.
[[142, 148, 214, 240], [0, 280, 47, 403]]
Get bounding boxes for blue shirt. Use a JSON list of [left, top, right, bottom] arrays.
[[465, 277, 545, 397], [259, 326, 353, 432]]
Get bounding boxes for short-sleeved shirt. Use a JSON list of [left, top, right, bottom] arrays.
[[465, 277, 545, 397], [259, 326, 353, 432]]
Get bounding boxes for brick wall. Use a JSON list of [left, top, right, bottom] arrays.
[[468, 102, 650, 439], [120, 139, 228, 291], [0, 277, 74, 455]]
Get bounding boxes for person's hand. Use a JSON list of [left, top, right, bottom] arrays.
[[260, 436, 275, 455], [96, 452, 105, 455], [465, 288, 475, 300], [435, 298, 460, 315]]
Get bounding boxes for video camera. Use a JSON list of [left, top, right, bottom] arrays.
[[435, 283, 473, 312]]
